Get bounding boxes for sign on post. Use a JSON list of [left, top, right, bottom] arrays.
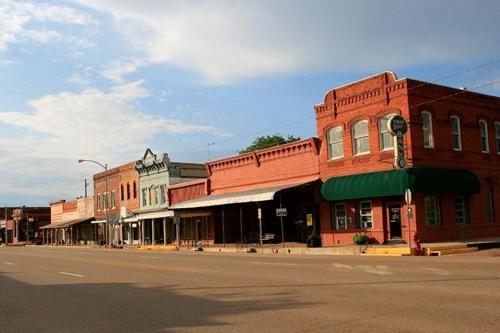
[[257, 208, 262, 219], [173, 213, 181, 225], [276, 208, 287, 217]]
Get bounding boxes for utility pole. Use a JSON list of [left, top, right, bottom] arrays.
[[84, 178, 89, 198]]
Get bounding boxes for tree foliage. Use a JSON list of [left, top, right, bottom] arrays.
[[239, 134, 301, 154]]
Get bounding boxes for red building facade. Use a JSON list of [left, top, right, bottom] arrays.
[[316, 72, 500, 245]]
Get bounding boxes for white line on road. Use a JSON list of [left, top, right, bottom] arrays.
[[59, 272, 84, 278], [253, 261, 298, 266], [332, 263, 354, 269], [3, 262, 15, 265]]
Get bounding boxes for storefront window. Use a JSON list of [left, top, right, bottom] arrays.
[[332, 202, 347, 230], [425, 195, 440, 225], [454, 196, 467, 224], [359, 201, 373, 229]]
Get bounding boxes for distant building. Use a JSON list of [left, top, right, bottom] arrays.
[[2, 207, 50, 244]]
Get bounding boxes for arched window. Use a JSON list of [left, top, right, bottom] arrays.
[[126, 182, 131, 200], [379, 114, 395, 151], [120, 185, 124, 201], [422, 111, 434, 148], [352, 120, 370, 155], [479, 120, 489, 153], [450, 116, 462, 151], [133, 181, 137, 198], [327, 126, 343, 159]]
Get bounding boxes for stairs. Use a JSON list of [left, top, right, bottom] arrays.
[[423, 244, 478, 256]]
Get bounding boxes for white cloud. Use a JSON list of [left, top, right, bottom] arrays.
[[76, 0, 500, 83], [0, 80, 228, 201], [0, 0, 93, 52], [98, 58, 148, 83]]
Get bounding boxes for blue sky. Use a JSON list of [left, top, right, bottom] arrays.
[[0, 0, 499, 206]]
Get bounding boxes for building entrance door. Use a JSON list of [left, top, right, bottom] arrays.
[[388, 203, 402, 238]]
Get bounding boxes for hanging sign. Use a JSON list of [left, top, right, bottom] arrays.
[[405, 188, 412, 205], [387, 115, 408, 169]]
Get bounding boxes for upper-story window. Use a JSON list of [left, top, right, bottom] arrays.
[[495, 122, 500, 154], [479, 120, 489, 153], [327, 126, 344, 159], [160, 184, 166, 204], [352, 120, 370, 155], [133, 181, 138, 198], [379, 114, 394, 151], [450, 116, 462, 151], [111, 190, 116, 209], [422, 111, 434, 148], [120, 185, 124, 201], [126, 183, 131, 200], [142, 188, 147, 206], [97, 194, 101, 211]]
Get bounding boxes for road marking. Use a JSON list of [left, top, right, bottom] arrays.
[[59, 272, 84, 278], [420, 267, 450, 276], [3, 262, 15, 266], [332, 263, 354, 269], [138, 256, 161, 259], [253, 261, 298, 266], [356, 265, 393, 275]]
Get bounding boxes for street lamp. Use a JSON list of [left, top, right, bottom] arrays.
[[78, 159, 109, 246]]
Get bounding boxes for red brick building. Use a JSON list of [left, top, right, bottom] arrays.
[[316, 72, 500, 245], [170, 138, 321, 245], [2, 207, 50, 244]]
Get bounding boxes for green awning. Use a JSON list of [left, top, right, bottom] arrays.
[[321, 167, 480, 201]]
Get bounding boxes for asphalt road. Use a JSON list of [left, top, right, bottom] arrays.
[[0, 246, 499, 333]]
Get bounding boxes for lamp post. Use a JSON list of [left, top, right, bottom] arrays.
[[78, 159, 108, 246]]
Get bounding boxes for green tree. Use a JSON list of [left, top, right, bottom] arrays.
[[239, 134, 301, 154]]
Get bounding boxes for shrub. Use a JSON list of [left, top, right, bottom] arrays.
[[352, 233, 370, 245]]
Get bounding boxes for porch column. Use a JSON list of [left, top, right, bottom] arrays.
[[222, 208, 225, 247], [151, 219, 155, 245], [240, 205, 243, 247], [141, 220, 145, 245], [163, 218, 167, 245]]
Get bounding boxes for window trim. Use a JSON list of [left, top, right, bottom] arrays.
[[450, 115, 462, 151], [453, 196, 468, 225], [111, 190, 116, 209], [352, 120, 370, 156], [479, 119, 489, 153], [422, 111, 434, 148], [379, 114, 395, 151], [327, 126, 344, 160], [494, 121, 500, 155], [97, 193, 101, 211], [359, 200, 373, 229], [332, 202, 347, 230], [424, 195, 440, 226]]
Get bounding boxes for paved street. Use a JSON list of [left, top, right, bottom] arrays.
[[1, 247, 499, 333]]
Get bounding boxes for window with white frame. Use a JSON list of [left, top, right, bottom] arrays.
[[111, 190, 116, 208], [450, 116, 462, 151], [332, 202, 347, 230], [454, 196, 468, 224], [379, 114, 394, 151], [422, 111, 434, 148], [479, 120, 489, 153], [425, 195, 440, 226], [97, 194, 101, 211], [494, 122, 500, 154], [327, 126, 344, 159], [359, 201, 373, 229], [352, 120, 370, 155]]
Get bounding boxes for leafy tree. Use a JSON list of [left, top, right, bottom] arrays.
[[239, 134, 301, 154]]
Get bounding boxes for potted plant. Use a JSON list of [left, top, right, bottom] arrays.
[[352, 233, 370, 245]]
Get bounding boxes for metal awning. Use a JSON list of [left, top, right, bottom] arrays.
[[169, 181, 315, 210], [135, 210, 174, 220], [41, 217, 94, 229], [321, 167, 480, 201], [91, 219, 106, 224]]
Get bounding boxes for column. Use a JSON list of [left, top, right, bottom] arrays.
[[163, 218, 167, 245], [151, 219, 155, 245], [141, 220, 145, 245]]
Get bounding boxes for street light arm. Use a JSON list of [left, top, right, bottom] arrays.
[[78, 159, 107, 170]]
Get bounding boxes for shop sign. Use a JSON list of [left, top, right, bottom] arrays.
[[387, 115, 408, 169], [306, 214, 313, 227]]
